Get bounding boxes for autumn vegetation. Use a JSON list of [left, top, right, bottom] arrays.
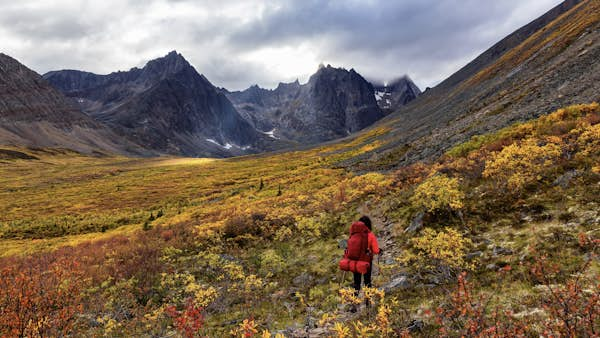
[[0, 103, 599, 336]]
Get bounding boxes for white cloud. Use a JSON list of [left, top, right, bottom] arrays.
[[0, 0, 564, 90]]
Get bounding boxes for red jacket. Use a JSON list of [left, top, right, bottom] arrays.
[[368, 231, 380, 256]]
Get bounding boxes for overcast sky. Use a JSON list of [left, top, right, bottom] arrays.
[[1, 0, 563, 90]]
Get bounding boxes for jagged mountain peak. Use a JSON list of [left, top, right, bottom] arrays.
[[371, 75, 421, 110], [43, 52, 273, 157], [139, 50, 193, 81], [227, 65, 384, 143]]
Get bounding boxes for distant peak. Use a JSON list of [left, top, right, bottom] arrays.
[[142, 50, 192, 77]]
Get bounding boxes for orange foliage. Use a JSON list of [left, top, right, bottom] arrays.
[[0, 255, 86, 337], [165, 298, 205, 338]]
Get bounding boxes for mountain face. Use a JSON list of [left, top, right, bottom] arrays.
[[372, 76, 421, 111], [45, 51, 270, 157], [0, 53, 144, 155], [226, 65, 385, 143], [344, 0, 600, 171]]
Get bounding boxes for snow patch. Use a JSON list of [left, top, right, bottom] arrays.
[[206, 138, 250, 151], [374, 91, 385, 101], [206, 138, 221, 146], [260, 129, 279, 139]]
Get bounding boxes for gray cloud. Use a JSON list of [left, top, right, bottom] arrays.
[[0, 0, 563, 90]]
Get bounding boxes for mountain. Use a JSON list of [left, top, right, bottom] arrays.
[[346, 0, 600, 170], [0, 53, 145, 155], [225, 65, 385, 143], [371, 76, 421, 111], [44, 51, 278, 157]]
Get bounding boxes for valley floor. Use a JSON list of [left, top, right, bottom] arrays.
[[0, 104, 599, 337]]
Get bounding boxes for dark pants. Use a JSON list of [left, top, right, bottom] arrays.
[[353, 264, 372, 292]]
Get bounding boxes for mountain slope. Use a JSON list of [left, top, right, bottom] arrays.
[[226, 65, 385, 143], [0, 53, 145, 155], [347, 0, 600, 170], [45, 52, 279, 157]]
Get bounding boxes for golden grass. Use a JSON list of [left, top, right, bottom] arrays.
[[0, 131, 388, 255]]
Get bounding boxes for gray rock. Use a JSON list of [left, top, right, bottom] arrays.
[[521, 215, 534, 223], [407, 319, 424, 332], [293, 272, 313, 286], [405, 212, 424, 233], [493, 246, 513, 256], [465, 251, 483, 260], [486, 263, 498, 271], [553, 170, 580, 188], [384, 275, 411, 292]]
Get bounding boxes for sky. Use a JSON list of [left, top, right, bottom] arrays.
[[0, 0, 563, 91]]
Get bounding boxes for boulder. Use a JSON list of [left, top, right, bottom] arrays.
[[405, 212, 424, 233], [384, 274, 411, 292]]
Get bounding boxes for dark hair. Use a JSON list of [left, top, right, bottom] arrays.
[[359, 215, 372, 230]]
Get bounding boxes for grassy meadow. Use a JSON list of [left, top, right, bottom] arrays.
[[0, 104, 599, 337]]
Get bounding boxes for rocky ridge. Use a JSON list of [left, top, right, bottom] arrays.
[[226, 65, 386, 144]]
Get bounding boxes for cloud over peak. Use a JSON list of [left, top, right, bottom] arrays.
[[0, 0, 562, 90]]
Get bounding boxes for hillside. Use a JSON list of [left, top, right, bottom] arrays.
[[0, 53, 146, 155], [345, 0, 600, 171]]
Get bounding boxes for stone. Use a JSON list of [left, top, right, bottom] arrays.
[[405, 212, 424, 233], [465, 251, 483, 260], [407, 319, 424, 332], [384, 275, 410, 292], [553, 170, 580, 188], [493, 246, 513, 256], [293, 272, 313, 286]]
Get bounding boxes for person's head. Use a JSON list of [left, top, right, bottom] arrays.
[[359, 215, 372, 230]]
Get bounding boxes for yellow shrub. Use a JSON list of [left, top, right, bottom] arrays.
[[398, 228, 474, 281], [483, 138, 562, 191], [410, 174, 464, 212], [259, 249, 285, 277], [575, 123, 600, 158]]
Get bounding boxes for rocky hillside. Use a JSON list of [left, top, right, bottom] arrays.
[[0, 53, 145, 155], [371, 76, 421, 112], [45, 52, 280, 157], [226, 65, 385, 143], [346, 0, 600, 171]]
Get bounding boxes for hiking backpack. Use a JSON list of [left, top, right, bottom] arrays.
[[345, 221, 370, 261], [339, 221, 371, 275]]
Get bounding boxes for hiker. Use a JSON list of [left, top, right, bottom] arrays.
[[352, 215, 381, 293]]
